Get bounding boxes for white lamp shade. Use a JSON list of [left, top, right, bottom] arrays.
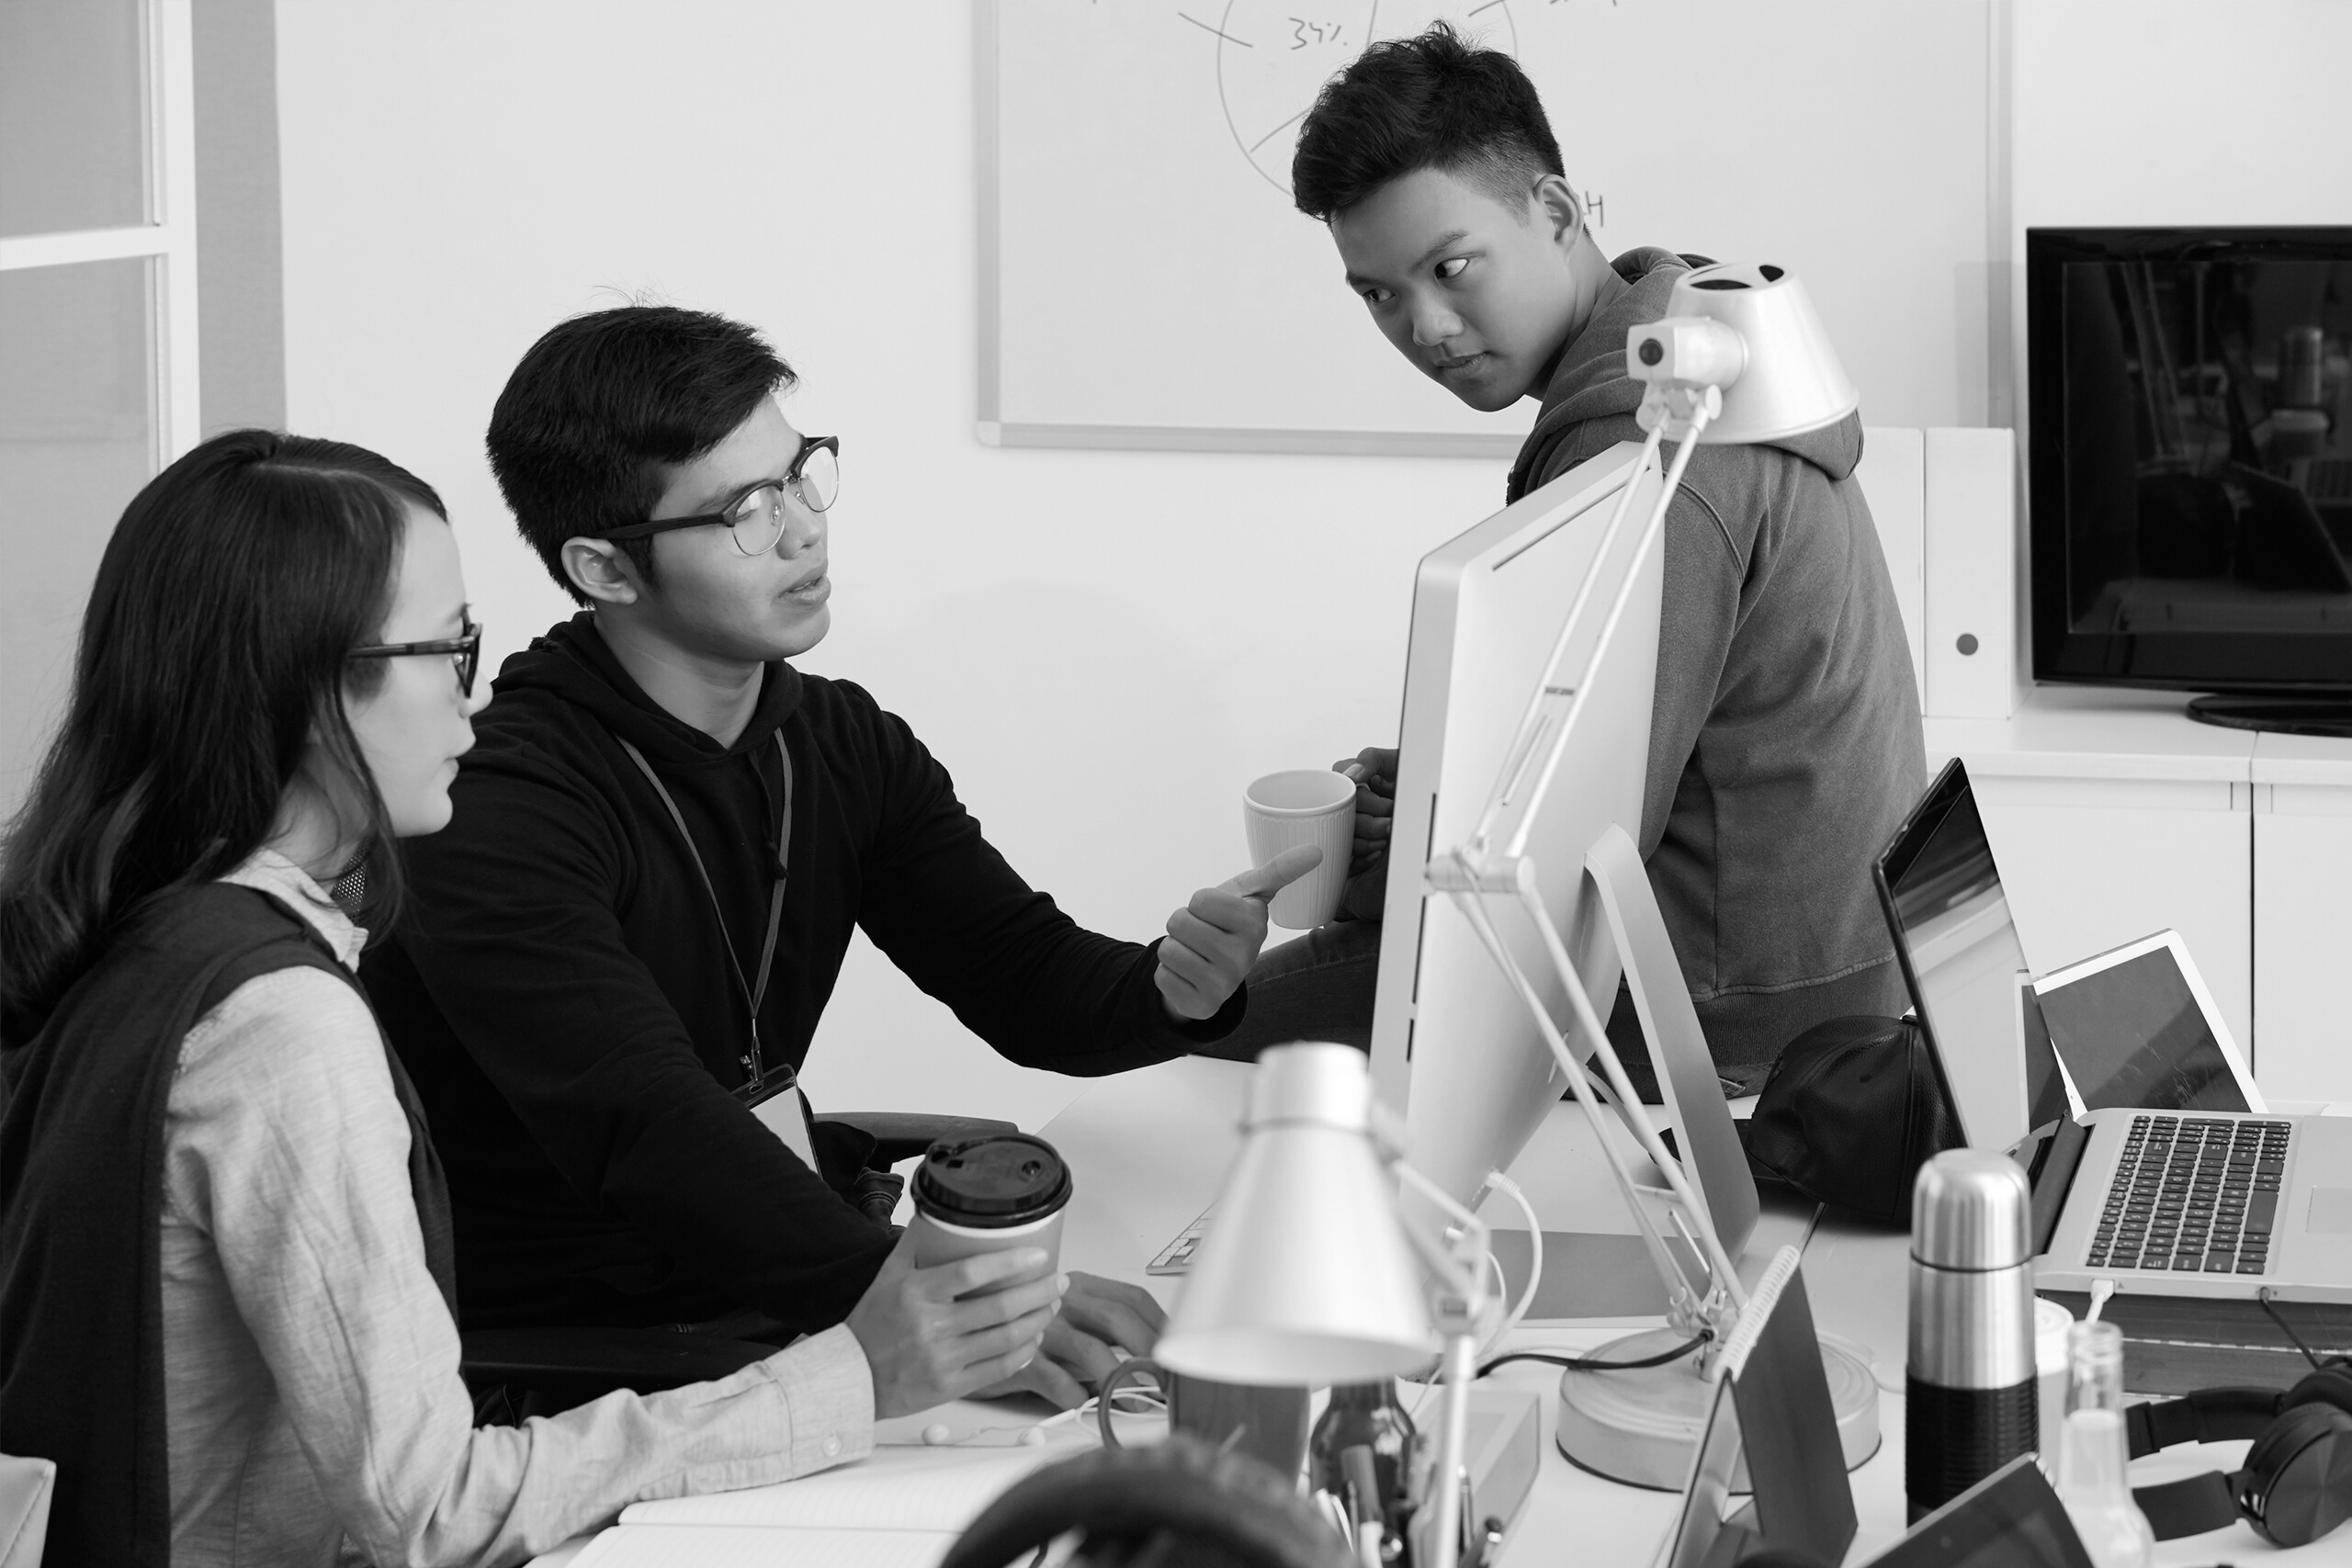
[[1668, 264, 1858, 445], [1155, 1045, 1440, 1387]]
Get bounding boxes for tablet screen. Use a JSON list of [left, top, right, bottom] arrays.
[[1865, 1456, 2092, 1568], [1657, 1376, 1747, 1568], [2035, 944, 2249, 1114], [1731, 1264, 1857, 1567]]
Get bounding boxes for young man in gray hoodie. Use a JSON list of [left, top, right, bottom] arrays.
[[1216, 25, 1924, 1092]]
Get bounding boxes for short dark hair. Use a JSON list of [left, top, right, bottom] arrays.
[[1291, 24, 1565, 223], [0, 430, 438, 1034], [486, 306, 795, 604]]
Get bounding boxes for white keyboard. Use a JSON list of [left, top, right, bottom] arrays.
[[1146, 1204, 1214, 1275]]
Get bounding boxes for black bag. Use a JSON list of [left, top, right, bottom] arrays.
[[1743, 1014, 1963, 1225]]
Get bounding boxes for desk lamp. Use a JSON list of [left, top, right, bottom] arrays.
[[1158, 1043, 1490, 1568], [1423, 264, 1869, 1483]]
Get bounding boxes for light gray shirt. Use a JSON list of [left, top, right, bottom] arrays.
[[160, 852, 874, 1567]]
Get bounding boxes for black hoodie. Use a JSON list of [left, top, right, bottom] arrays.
[[1510, 249, 1927, 1086], [365, 614, 1238, 1333]]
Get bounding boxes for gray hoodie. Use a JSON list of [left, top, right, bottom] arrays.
[[1510, 248, 1926, 1085]]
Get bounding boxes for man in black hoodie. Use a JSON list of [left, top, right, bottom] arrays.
[[1212, 27, 1924, 1091], [366, 307, 1312, 1408]]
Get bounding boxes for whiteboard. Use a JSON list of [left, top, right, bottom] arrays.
[[978, 0, 1996, 457]]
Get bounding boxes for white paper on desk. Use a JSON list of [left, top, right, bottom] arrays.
[[574, 1524, 956, 1568], [619, 1441, 1066, 1532]]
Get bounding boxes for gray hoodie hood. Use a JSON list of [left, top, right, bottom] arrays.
[[1508, 247, 1862, 502]]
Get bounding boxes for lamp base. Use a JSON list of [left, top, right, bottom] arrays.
[[1553, 1329, 1880, 1490]]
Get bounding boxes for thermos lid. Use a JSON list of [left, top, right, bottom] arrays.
[[1911, 1149, 2032, 1270], [912, 1133, 1072, 1226]]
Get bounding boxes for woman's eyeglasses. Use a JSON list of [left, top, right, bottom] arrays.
[[599, 435, 841, 558], [348, 611, 482, 697]]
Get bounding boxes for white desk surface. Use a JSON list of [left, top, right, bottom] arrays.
[[2253, 727, 2352, 786], [540, 1055, 2342, 1567], [1924, 687, 2257, 784]]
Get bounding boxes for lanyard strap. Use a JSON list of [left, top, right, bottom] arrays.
[[616, 729, 793, 1096]]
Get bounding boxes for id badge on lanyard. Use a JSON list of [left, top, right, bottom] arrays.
[[742, 1066, 816, 1169], [617, 731, 816, 1169]]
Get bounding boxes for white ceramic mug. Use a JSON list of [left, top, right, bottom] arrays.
[[1243, 770, 1356, 930]]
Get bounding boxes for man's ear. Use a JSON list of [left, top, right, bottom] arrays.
[[561, 536, 643, 607], [1531, 175, 1585, 255]]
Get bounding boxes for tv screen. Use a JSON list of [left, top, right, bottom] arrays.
[[2028, 228, 2352, 705]]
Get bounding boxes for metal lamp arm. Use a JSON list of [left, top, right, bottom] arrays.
[[1443, 881, 1707, 1317], [1430, 400, 1749, 1328], [1392, 1159, 1491, 1324], [1389, 1161, 1486, 1568], [1513, 876, 1747, 1312], [1468, 422, 1667, 862]]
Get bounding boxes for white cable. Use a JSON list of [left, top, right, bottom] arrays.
[[879, 1384, 1167, 1449], [1477, 1169, 1544, 1358]]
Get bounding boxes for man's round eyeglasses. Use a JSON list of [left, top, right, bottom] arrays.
[[348, 612, 482, 697], [598, 435, 841, 558]]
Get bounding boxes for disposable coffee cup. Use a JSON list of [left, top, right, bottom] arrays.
[[907, 1132, 1072, 1293], [1243, 769, 1356, 930]]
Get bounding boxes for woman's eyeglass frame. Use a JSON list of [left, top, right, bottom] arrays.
[[597, 434, 841, 558], [347, 612, 483, 697]]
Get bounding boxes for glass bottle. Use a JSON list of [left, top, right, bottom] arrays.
[[2052, 1320, 2154, 1568], [1307, 1380, 1416, 1554]]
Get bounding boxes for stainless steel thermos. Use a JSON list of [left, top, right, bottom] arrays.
[[1906, 1149, 2040, 1520]]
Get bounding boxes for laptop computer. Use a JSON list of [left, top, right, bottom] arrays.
[[1872, 758, 2068, 1154], [1878, 761, 2352, 1303], [2034, 930, 2261, 1118], [2024, 937, 2352, 1301]]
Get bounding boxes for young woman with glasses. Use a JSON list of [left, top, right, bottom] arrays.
[[0, 430, 1063, 1567]]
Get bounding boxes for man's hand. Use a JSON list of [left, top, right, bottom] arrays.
[[1156, 844, 1324, 1021], [970, 1272, 1167, 1409], [1338, 747, 1398, 921], [843, 1228, 1066, 1418]]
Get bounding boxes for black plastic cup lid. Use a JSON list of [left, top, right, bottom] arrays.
[[912, 1133, 1072, 1227]]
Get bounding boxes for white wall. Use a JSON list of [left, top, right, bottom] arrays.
[[272, 1, 2352, 1132], [273, 0, 1498, 1129]]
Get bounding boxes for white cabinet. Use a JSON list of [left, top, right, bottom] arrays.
[[1927, 690, 2352, 1103], [2251, 735, 2352, 1103], [1972, 773, 2253, 1056]]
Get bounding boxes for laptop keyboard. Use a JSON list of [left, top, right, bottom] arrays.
[[2086, 1115, 2291, 1276]]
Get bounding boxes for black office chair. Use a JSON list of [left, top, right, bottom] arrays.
[[458, 1111, 1016, 1414], [945, 1435, 1350, 1568]]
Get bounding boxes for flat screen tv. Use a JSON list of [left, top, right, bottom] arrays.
[[2028, 227, 2352, 734]]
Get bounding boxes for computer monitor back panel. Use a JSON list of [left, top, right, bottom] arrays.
[[1370, 445, 1663, 1208]]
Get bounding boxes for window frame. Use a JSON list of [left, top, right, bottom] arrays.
[[0, 0, 200, 464]]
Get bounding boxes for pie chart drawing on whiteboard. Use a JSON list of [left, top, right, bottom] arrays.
[[1204, 1, 1520, 197]]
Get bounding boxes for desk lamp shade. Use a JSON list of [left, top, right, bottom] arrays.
[[1635, 264, 1858, 445], [1156, 1043, 1439, 1387]]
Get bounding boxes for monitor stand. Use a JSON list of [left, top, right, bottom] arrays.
[[2186, 694, 2352, 738], [1547, 828, 1880, 1490]]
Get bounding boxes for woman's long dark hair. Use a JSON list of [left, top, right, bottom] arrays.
[[0, 430, 447, 1039]]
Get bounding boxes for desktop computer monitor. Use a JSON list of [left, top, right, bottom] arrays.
[[1367, 443, 1754, 1250]]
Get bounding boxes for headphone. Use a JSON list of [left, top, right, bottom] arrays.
[[2123, 1361, 2352, 1547], [943, 1435, 1351, 1568]]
